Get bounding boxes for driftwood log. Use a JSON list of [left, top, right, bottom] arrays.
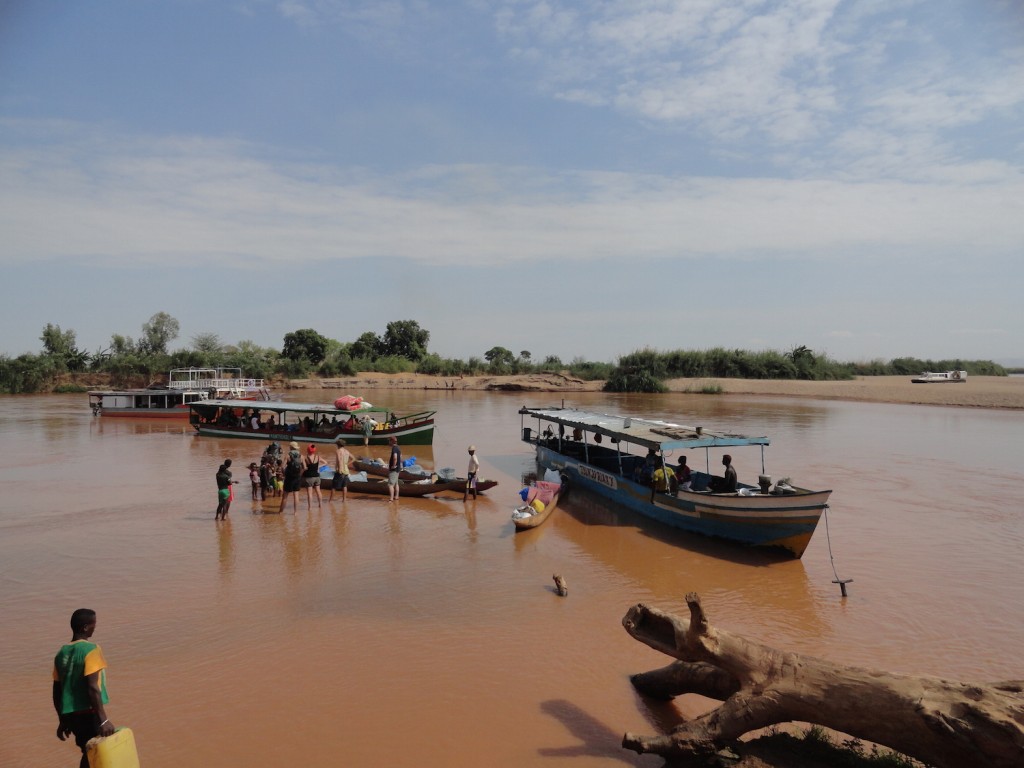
[[621, 593, 1024, 768], [553, 574, 568, 597]]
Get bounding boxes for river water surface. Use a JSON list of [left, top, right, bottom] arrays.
[[2, 390, 1022, 767]]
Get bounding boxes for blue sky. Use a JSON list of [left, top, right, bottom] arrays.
[[2, 0, 1022, 365]]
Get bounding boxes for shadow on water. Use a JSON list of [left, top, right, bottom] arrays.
[[537, 699, 655, 766], [546, 491, 828, 641]]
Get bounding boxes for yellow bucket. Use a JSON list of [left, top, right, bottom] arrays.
[[86, 727, 141, 768]]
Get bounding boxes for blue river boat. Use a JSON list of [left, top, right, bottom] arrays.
[[518, 406, 832, 558]]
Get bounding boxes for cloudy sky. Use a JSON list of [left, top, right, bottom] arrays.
[[2, 1, 1022, 365]]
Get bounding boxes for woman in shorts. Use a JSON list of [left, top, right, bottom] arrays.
[[302, 444, 326, 510]]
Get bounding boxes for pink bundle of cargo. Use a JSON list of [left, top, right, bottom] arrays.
[[334, 395, 364, 410], [527, 480, 561, 505]]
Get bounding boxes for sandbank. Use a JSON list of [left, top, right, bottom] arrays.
[[294, 373, 1024, 410]]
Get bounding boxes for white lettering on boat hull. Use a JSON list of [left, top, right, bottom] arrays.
[[577, 464, 618, 490]]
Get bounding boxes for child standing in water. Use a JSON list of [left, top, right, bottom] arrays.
[[248, 462, 260, 500]]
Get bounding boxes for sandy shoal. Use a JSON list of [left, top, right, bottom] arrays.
[[293, 373, 1024, 409]]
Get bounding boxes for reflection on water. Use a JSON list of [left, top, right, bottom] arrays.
[[547, 493, 829, 645], [1, 391, 1022, 767]]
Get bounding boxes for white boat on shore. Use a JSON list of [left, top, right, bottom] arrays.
[[911, 370, 967, 383], [88, 368, 277, 417]]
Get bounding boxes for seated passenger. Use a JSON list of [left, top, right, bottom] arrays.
[[708, 454, 738, 492], [675, 456, 692, 491], [652, 465, 675, 495]]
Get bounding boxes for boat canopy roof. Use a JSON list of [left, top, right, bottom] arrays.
[[519, 406, 769, 451], [190, 399, 393, 415]]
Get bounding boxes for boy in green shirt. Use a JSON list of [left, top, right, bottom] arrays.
[[53, 608, 115, 767]]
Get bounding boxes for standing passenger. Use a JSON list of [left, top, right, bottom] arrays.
[[53, 608, 115, 768], [274, 459, 284, 497], [464, 445, 480, 501], [387, 436, 402, 502], [329, 439, 354, 503], [215, 459, 239, 520], [259, 457, 273, 501], [280, 442, 303, 513], [361, 416, 376, 446], [303, 444, 325, 510], [248, 462, 260, 500]]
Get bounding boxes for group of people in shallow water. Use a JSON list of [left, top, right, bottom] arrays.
[[214, 440, 484, 518], [276, 439, 356, 512], [215, 439, 355, 518]]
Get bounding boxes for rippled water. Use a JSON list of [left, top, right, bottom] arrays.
[[2, 390, 1022, 767]]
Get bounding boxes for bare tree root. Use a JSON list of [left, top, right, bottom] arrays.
[[621, 592, 1024, 768]]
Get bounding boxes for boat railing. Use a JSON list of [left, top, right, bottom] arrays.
[[396, 410, 436, 426], [167, 376, 266, 390]]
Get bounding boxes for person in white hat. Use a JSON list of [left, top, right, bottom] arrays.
[[464, 445, 480, 501]]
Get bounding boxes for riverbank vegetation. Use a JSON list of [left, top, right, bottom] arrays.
[[0, 313, 1008, 394]]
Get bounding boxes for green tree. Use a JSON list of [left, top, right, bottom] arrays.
[[140, 312, 180, 355], [39, 324, 90, 371], [382, 320, 430, 361], [541, 355, 563, 370], [191, 332, 223, 354], [484, 346, 515, 373], [0, 353, 60, 393], [108, 334, 136, 356], [282, 328, 328, 364], [223, 340, 278, 380], [40, 324, 77, 357], [603, 364, 667, 393], [319, 340, 358, 377], [350, 331, 383, 360]]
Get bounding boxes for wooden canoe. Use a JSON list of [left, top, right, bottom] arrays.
[[333, 474, 464, 497], [352, 460, 499, 495], [257, 475, 464, 508], [512, 480, 564, 531]]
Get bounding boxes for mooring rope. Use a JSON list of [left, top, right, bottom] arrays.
[[823, 504, 841, 579], [822, 504, 851, 595]]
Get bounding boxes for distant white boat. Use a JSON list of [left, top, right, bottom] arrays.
[[911, 370, 967, 383], [89, 367, 277, 417]]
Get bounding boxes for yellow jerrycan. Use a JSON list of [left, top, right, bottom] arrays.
[[86, 727, 141, 768]]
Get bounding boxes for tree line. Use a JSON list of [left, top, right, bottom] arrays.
[[0, 313, 606, 393], [605, 346, 1008, 393], [0, 313, 1008, 394]]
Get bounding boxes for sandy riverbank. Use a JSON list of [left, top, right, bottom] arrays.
[[289, 373, 1024, 409]]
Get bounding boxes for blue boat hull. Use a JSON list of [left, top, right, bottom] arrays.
[[535, 445, 828, 557]]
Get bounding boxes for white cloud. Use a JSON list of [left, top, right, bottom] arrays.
[[2, 123, 1022, 271], [489, 1, 1024, 179], [495, 1, 844, 140]]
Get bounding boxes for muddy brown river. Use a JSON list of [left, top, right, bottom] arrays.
[[3, 390, 1022, 767]]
